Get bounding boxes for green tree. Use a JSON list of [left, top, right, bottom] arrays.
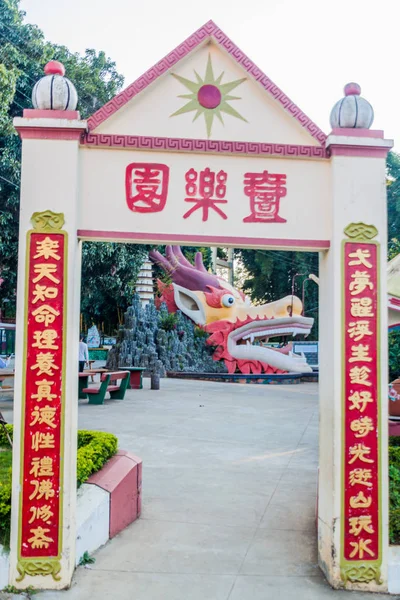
[[387, 151, 400, 260], [236, 249, 319, 339], [0, 0, 147, 329], [81, 242, 148, 332]]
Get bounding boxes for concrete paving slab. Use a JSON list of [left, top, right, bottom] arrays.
[[239, 528, 319, 577], [36, 572, 235, 600], [1, 379, 394, 599], [89, 519, 256, 575], [228, 575, 389, 600]]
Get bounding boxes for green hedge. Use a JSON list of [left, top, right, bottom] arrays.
[[0, 425, 117, 548]]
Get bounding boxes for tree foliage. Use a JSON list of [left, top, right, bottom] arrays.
[[388, 151, 400, 260], [0, 0, 147, 329], [81, 242, 148, 332], [236, 249, 319, 339]]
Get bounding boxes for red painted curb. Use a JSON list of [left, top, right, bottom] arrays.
[[88, 450, 142, 538]]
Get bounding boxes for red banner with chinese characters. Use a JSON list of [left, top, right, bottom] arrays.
[[20, 231, 66, 561], [342, 240, 381, 580]]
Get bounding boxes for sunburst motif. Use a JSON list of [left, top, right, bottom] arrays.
[[170, 54, 247, 138]]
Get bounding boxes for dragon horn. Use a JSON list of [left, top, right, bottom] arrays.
[[195, 251, 208, 273], [149, 249, 174, 274], [172, 246, 195, 269], [165, 245, 180, 269]]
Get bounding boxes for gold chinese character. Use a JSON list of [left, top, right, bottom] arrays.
[[32, 330, 59, 350], [30, 352, 59, 376], [31, 432, 55, 451], [34, 237, 61, 261], [349, 491, 372, 508], [349, 515, 374, 536], [32, 263, 60, 284], [350, 416, 374, 438], [28, 505, 54, 524], [348, 391, 374, 412], [349, 345, 372, 363], [30, 405, 57, 429], [27, 526, 53, 549], [29, 479, 55, 501], [350, 297, 374, 318], [32, 284, 58, 305], [349, 271, 374, 296], [347, 321, 373, 342], [31, 379, 57, 403], [349, 468, 373, 487], [29, 456, 54, 478], [349, 365, 372, 387], [349, 538, 375, 559], [348, 249, 373, 269], [32, 305, 60, 327], [349, 443, 374, 464]]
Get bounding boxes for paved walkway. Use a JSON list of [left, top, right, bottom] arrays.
[[0, 379, 392, 599]]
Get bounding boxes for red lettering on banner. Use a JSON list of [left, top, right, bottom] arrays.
[[243, 171, 287, 223], [21, 232, 65, 558], [343, 241, 379, 564], [125, 163, 169, 213], [183, 167, 228, 221]]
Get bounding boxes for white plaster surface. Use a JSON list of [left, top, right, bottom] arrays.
[[94, 43, 320, 147], [79, 147, 331, 244], [75, 484, 110, 566], [0, 550, 9, 592], [388, 545, 400, 594], [8, 131, 84, 589]]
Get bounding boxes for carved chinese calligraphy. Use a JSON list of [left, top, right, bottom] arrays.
[[341, 225, 381, 586], [183, 167, 228, 221], [124, 163, 288, 223], [243, 171, 286, 223], [125, 163, 169, 213], [17, 211, 66, 582]]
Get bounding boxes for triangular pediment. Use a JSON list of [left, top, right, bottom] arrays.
[[88, 21, 326, 147]]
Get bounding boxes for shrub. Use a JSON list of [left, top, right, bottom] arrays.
[[0, 426, 118, 548], [389, 438, 400, 544], [159, 312, 178, 332], [76, 430, 118, 486], [389, 330, 400, 382]]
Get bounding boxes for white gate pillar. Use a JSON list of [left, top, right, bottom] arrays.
[[319, 89, 393, 590], [9, 62, 86, 589]]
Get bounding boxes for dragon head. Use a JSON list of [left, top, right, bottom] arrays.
[[149, 246, 314, 374]]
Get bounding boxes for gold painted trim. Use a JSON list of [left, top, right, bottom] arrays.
[[16, 558, 61, 582], [17, 210, 68, 581], [343, 223, 378, 241]]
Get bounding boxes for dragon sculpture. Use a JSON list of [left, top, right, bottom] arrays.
[[149, 246, 314, 374]]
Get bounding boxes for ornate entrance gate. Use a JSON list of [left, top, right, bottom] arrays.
[[10, 20, 392, 592]]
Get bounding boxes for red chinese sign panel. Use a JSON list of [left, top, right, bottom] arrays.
[[342, 241, 381, 578], [125, 163, 287, 223], [20, 231, 66, 560]]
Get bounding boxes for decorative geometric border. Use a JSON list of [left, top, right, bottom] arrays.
[[87, 20, 327, 145], [83, 133, 328, 159]]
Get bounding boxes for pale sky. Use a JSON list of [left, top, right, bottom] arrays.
[[20, 0, 399, 149]]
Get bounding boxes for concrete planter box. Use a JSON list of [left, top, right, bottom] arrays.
[[0, 449, 142, 590]]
